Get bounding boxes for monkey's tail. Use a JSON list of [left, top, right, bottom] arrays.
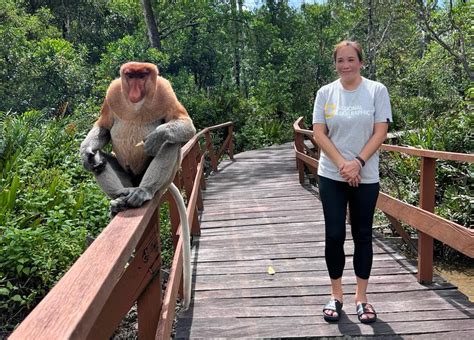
[[168, 183, 192, 310]]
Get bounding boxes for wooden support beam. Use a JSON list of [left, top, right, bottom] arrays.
[[418, 157, 436, 284], [205, 131, 218, 171], [376, 193, 473, 258], [294, 133, 306, 184], [138, 211, 162, 339], [156, 234, 183, 339]]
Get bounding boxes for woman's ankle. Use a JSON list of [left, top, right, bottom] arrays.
[[354, 294, 368, 304], [331, 290, 343, 303]]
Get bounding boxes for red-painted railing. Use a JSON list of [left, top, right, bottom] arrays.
[[10, 122, 234, 340]]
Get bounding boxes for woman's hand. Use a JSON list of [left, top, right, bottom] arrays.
[[339, 160, 361, 182], [348, 174, 361, 187]]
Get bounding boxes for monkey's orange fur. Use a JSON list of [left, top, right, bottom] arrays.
[[94, 62, 192, 175]]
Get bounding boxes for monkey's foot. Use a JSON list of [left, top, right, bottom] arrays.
[[109, 188, 153, 217], [109, 197, 128, 217]]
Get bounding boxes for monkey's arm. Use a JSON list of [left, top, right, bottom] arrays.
[[80, 103, 114, 173], [80, 126, 111, 173], [143, 117, 196, 157], [121, 114, 195, 208]]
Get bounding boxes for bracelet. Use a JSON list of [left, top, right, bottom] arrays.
[[355, 156, 365, 167]]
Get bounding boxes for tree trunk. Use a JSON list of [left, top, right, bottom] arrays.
[[238, 0, 248, 97], [231, 0, 241, 89], [366, 0, 376, 79], [141, 0, 161, 50]]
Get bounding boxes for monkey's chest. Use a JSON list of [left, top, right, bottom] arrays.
[[110, 119, 158, 175]]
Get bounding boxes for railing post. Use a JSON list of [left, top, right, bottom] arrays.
[[418, 157, 436, 284], [295, 131, 305, 184], [228, 124, 234, 159], [205, 131, 218, 171], [182, 153, 201, 236], [137, 209, 162, 339], [191, 143, 204, 211], [198, 142, 207, 191]]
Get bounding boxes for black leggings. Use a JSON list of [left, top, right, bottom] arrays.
[[318, 176, 379, 280]]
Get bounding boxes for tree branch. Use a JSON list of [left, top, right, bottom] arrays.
[[413, 0, 471, 78]]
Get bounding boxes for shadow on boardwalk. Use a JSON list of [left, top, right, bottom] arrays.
[[175, 143, 474, 339]]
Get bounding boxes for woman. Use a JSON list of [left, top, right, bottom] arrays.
[[312, 40, 392, 323]]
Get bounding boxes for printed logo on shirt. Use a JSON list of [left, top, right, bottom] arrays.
[[324, 103, 336, 119], [338, 105, 373, 118]]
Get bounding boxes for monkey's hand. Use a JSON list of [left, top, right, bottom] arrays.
[[80, 148, 107, 174], [80, 126, 111, 173], [143, 125, 168, 157], [143, 119, 196, 157]]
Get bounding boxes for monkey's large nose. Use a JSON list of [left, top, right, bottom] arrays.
[[129, 93, 143, 103]]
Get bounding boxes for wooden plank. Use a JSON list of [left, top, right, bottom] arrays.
[[381, 144, 474, 162], [295, 120, 474, 162], [192, 240, 396, 257], [10, 198, 160, 340], [87, 214, 162, 339], [192, 255, 412, 273], [178, 303, 474, 319], [175, 141, 472, 338], [186, 289, 471, 308], [155, 234, 183, 339], [377, 193, 474, 257], [176, 318, 474, 338], [190, 281, 455, 300], [137, 272, 162, 339]]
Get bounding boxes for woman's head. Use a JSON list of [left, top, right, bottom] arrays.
[[333, 40, 364, 85], [333, 40, 363, 62]]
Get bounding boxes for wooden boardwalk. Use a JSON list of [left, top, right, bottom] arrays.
[[175, 143, 474, 339]]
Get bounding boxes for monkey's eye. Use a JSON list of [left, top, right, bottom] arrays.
[[126, 72, 148, 79]]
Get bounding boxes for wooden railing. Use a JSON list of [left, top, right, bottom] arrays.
[[10, 122, 234, 340], [293, 117, 474, 284]]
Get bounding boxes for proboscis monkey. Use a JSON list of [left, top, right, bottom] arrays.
[[80, 62, 195, 309], [80, 62, 196, 214]]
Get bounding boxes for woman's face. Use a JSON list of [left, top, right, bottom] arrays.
[[335, 45, 363, 83]]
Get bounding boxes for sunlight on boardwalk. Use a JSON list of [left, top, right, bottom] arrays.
[[175, 143, 474, 339]]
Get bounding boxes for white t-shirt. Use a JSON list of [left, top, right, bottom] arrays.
[[312, 77, 392, 183]]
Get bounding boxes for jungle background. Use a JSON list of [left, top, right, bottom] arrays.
[[0, 0, 472, 334]]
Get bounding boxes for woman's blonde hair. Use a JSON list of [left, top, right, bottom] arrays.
[[333, 40, 364, 62]]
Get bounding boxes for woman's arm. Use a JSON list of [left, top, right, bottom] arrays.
[[313, 123, 361, 186], [356, 122, 389, 165], [314, 122, 389, 186], [313, 123, 345, 168], [338, 122, 388, 185]]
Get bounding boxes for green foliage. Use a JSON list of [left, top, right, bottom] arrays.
[[0, 2, 91, 113], [1, 0, 472, 334], [93, 34, 169, 98], [0, 109, 109, 333], [381, 106, 472, 231]]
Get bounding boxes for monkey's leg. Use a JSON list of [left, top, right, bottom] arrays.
[[122, 142, 181, 208], [93, 152, 133, 197]]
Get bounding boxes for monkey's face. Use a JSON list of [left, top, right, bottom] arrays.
[[120, 62, 158, 108], [124, 69, 149, 104]]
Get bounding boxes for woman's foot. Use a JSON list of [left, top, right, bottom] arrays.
[[355, 277, 375, 323], [356, 302, 377, 323], [323, 298, 343, 322], [324, 278, 343, 320]]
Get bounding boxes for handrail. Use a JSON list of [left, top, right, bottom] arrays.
[[293, 116, 473, 284], [10, 121, 234, 340]]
